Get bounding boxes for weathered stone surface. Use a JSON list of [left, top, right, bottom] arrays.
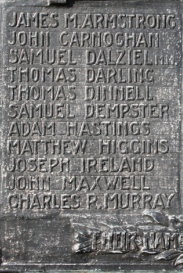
[[0, 0, 183, 271]]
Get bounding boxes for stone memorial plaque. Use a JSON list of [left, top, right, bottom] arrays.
[[0, 0, 183, 271]]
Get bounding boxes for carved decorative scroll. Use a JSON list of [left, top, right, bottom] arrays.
[[71, 210, 183, 267]]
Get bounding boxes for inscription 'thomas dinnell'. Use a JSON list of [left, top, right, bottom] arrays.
[[4, 9, 181, 214]]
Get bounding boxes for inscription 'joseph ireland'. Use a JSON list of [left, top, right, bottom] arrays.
[[5, 11, 179, 211]]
